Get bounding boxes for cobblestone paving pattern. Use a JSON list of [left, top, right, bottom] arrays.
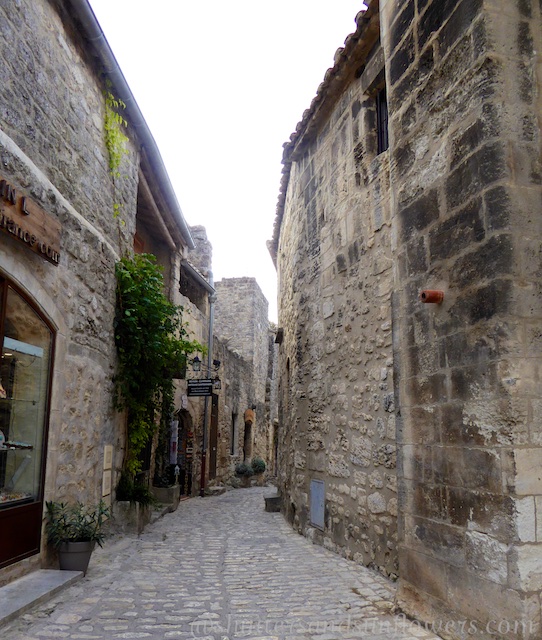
[[3, 487, 441, 640]]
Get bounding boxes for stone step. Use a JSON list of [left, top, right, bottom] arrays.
[[0, 569, 83, 628], [264, 494, 282, 512]]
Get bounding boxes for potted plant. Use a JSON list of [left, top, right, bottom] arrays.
[[45, 500, 110, 575], [251, 457, 266, 485], [235, 462, 254, 488]]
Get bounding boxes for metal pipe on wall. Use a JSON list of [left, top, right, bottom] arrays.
[[199, 271, 215, 497]]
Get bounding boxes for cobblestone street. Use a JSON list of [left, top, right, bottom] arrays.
[[3, 487, 440, 640]]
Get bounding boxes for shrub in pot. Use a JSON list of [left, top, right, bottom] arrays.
[[45, 500, 110, 575], [235, 462, 254, 487], [251, 457, 266, 485], [251, 457, 266, 474]]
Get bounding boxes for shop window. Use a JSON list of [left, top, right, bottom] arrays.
[[0, 278, 54, 568]]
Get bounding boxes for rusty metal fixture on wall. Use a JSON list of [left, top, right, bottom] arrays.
[[420, 290, 444, 304]]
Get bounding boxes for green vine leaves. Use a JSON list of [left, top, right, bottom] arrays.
[[114, 254, 204, 475], [103, 81, 129, 222], [104, 87, 128, 178]]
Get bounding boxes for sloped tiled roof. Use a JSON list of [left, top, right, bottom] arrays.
[[268, 0, 380, 264]]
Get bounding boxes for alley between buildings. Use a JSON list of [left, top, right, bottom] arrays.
[[2, 487, 439, 640]]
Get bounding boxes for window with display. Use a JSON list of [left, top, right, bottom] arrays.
[[0, 281, 53, 508], [0, 276, 55, 568]]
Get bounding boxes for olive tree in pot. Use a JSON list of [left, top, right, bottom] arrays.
[[45, 500, 110, 575]]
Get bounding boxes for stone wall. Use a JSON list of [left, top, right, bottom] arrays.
[[266, 328, 279, 476], [382, 0, 542, 636], [178, 246, 274, 488], [273, 0, 542, 635], [214, 277, 271, 465], [0, 0, 135, 511], [211, 335, 255, 484], [0, 0, 190, 582], [275, 8, 397, 575]]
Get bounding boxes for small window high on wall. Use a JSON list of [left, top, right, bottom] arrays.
[[376, 86, 389, 154], [0, 277, 54, 568]]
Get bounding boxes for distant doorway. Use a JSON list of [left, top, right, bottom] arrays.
[[243, 409, 254, 462], [209, 393, 218, 480], [176, 410, 193, 496]]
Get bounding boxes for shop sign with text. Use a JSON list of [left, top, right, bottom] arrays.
[[0, 176, 61, 265], [187, 379, 213, 397]]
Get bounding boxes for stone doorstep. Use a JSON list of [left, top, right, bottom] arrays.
[[0, 569, 83, 628]]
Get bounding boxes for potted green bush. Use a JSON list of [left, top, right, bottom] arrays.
[[235, 462, 254, 488], [251, 457, 266, 485], [45, 500, 110, 575]]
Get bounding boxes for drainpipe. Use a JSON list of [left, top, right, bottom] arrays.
[[199, 271, 215, 497]]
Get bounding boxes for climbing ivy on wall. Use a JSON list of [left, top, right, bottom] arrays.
[[103, 81, 129, 220], [114, 253, 204, 475], [104, 83, 129, 177]]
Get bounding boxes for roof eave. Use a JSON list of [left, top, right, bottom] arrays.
[[65, 0, 196, 251], [268, 1, 381, 266]]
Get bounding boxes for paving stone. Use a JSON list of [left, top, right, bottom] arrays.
[[1, 488, 440, 639]]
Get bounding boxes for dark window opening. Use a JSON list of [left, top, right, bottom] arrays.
[[243, 421, 252, 462], [376, 86, 389, 154], [230, 412, 237, 456], [180, 266, 207, 313]]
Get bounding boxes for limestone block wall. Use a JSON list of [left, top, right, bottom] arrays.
[[266, 329, 279, 475], [214, 277, 271, 463], [178, 256, 272, 486], [212, 336, 255, 484], [276, 60, 397, 574], [381, 0, 542, 636], [0, 0, 139, 512]]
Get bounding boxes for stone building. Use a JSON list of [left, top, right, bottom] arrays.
[[177, 244, 274, 492], [270, 0, 542, 637], [214, 278, 273, 474], [0, 0, 197, 585]]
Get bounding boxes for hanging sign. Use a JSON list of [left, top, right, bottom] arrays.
[[187, 379, 213, 397], [0, 175, 61, 265]]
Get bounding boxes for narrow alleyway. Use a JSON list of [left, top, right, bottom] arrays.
[[3, 488, 441, 640]]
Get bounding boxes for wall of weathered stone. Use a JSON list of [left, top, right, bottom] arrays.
[[178, 245, 273, 488], [211, 336, 255, 484], [0, 0, 189, 583], [381, 0, 542, 635], [274, 0, 542, 635], [275, 20, 398, 575], [266, 328, 279, 476], [0, 0, 137, 512], [214, 277, 271, 465]]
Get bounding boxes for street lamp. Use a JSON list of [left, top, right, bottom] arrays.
[[191, 356, 201, 372]]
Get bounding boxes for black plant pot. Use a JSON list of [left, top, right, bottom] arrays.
[[58, 541, 95, 575]]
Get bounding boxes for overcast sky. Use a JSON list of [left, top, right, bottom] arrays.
[[88, 1, 367, 322]]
